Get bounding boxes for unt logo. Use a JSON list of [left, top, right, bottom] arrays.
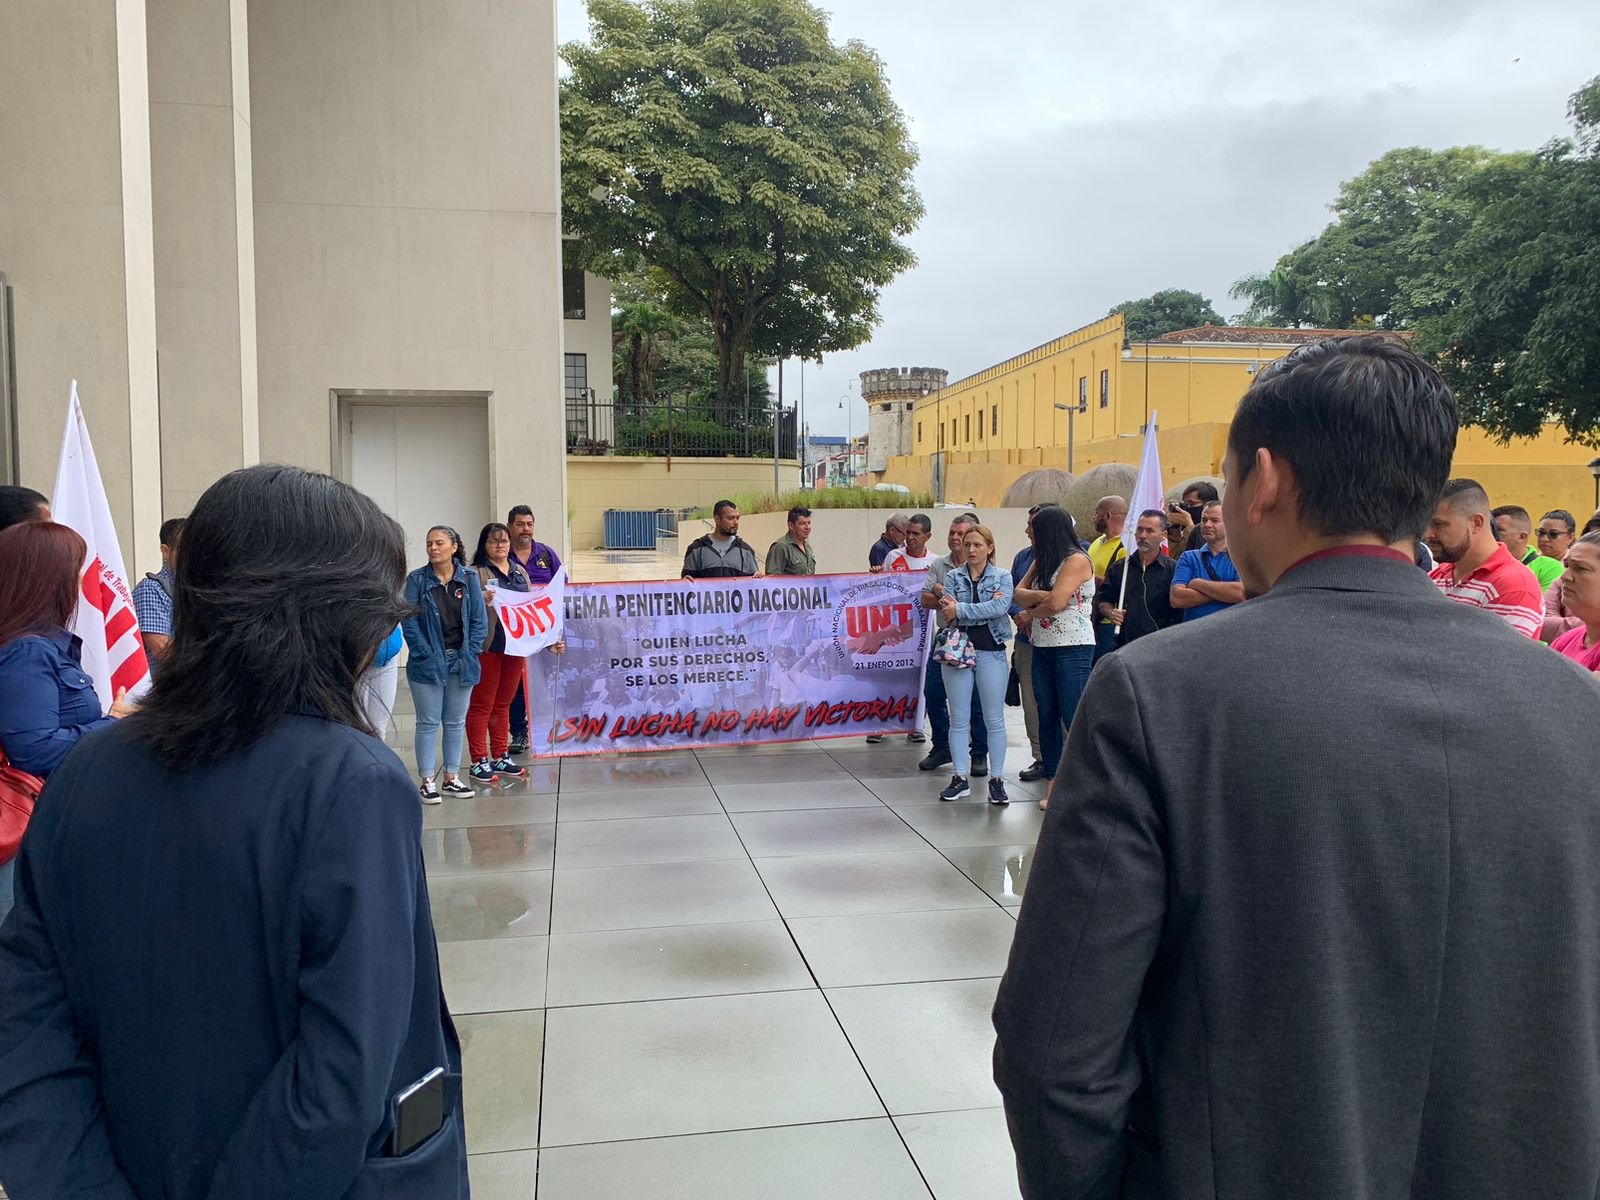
[[843, 602, 915, 639], [501, 594, 557, 638]]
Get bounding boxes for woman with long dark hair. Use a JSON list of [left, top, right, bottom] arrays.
[[1013, 506, 1097, 809], [465, 522, 531, 782], [0, 521, 134, 925], [0, 465, 468, 1197], [402, 525, 487, 801]]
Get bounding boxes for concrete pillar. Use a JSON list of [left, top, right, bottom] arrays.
[[0, 0, 164, 570], [148, 0, 259, 518]]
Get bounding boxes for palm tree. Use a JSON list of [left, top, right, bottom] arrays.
[[612, 301, 680, 414]]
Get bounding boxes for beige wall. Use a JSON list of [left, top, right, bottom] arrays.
[[248, 0, 567, 548], [567, 456, 803, 550], [563, 267, 614, 399], [1, 0, 165, 569], [149, 0, 259, 519]]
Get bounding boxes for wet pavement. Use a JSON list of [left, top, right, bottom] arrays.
[[385, 690, 1042, 1199]]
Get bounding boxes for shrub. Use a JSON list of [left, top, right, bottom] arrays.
[[689, 487, 934, 519]]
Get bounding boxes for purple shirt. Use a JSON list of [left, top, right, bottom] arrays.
[[511, 540, 562, 586]]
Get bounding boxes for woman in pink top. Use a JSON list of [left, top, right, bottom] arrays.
[[1550, 532, 1600, 673]]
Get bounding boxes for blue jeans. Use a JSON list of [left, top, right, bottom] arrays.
[[942, 649, 1009, 778], [925, 649, 988, 756], [410, 651, 473, 779], [1034, 643, 1096, 776]]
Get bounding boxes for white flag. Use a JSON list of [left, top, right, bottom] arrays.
[[52, 381, 151, 706], [492, 566, 566, 656], [1122, 414, 1165, 558]]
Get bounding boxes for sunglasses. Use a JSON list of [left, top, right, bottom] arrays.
[[1537, 528, 1571, 539], [1166, 525, 1186, 535]]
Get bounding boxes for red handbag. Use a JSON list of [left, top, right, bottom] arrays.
[[0, 743, 44, 866]]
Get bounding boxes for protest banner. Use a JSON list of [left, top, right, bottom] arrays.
[[527, 572, 934, 756], [491, 566, 566, 655]]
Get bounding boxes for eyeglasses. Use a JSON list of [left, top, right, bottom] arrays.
[[1537, 528, 1572, 539], [1166, 525, 1186, 535]]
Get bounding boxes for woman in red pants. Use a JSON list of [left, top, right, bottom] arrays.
[[466, 523, 532, 782]]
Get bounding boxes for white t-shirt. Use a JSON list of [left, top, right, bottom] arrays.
[[1029, 561, 1097, 647], [884, 548, 938, 574]]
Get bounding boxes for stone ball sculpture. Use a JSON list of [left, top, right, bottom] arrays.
[[1000, 468, 1075, 510], [1063, 463, 1139, 530]]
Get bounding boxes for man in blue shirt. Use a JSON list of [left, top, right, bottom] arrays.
[[1171, 500, 1244, 620], [131, 517, 184, 670], [868, 512, 908, 571]]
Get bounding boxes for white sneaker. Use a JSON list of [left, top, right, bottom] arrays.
[[440, 776, 474, 797], [419, 777, 442, 805]]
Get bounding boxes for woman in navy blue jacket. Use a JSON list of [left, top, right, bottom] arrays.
[[401, 526, 487, 803], [0, 465, 468, 1199], [0, 520, 135, 926]]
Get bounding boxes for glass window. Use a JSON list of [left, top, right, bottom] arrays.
[[991, 404, 998, 436], [1099, 369, 1109, 409], [562, 268, 586, 320], [1079, 376, 1088, 413], [563, 353, 589, 443]]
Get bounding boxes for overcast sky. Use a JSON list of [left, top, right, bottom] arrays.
[[556, 0, 1600, 438]]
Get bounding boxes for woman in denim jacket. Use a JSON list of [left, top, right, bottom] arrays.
[[402, 526, 487, 802], [934, 523, 1014, 806]]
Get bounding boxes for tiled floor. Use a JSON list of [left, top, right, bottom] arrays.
[[383, 696, 1043, 1199]]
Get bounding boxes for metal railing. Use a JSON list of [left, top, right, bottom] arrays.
[[566, 394, 798, 460]]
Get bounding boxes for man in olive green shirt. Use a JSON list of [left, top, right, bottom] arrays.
[[765, 505, 817, 576]]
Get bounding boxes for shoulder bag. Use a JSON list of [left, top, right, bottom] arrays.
[[0, 744, 44, 866], [932, 569, 978, 669]]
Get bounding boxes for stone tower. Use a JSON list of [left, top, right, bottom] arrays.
[[860, 367, 948, 473]]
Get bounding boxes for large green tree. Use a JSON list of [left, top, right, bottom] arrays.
[[1230, 146, 1508, 328], [1109, 289, 1224, 341], [561, 0, 923, 416], [1415, 76, 1600, 443]]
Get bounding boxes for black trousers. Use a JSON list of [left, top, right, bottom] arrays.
[[509, 676, 528, 737]]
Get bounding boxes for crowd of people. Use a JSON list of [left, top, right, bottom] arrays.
[[3, 335, 1600, 1195], [841, 472, 1600, 815], [0, 487, 574, 815]]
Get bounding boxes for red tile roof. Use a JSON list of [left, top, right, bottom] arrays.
[[1152, 325, 1413, 345]]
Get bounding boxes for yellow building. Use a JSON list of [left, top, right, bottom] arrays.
[[881, 314, 1599, 520]]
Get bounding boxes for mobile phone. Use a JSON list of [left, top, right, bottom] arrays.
[[388, 1067, 446, 1157]]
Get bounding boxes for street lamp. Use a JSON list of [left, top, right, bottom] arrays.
[[1589, 457, 1600, 511], [838, 395, 854, 488]]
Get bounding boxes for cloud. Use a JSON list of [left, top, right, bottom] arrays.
[[554, 0, 1600, 436]]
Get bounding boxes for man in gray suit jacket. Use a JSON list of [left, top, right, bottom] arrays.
[[994, 335, 1600, 1199]]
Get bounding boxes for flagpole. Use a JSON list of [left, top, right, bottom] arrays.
[[1114, 414, 1161, 634]]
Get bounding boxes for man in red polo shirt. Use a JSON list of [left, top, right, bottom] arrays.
[[1425, 478, 1542, 637]]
